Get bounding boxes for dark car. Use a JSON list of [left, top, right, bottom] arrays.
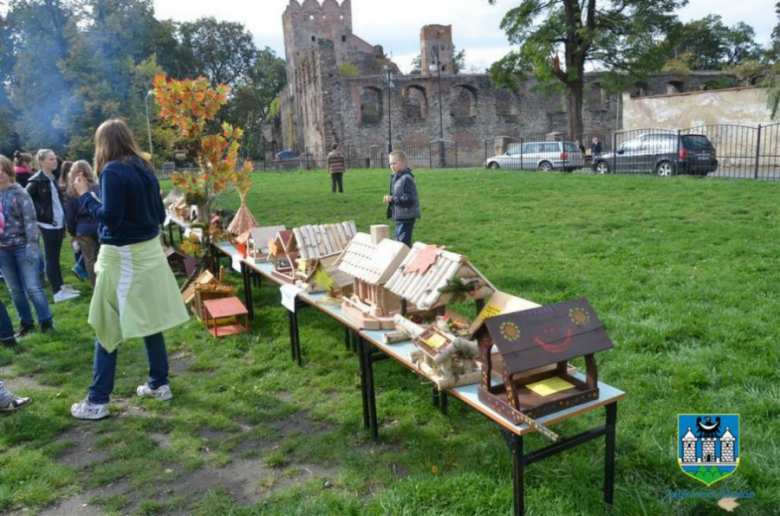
[[592, 133, 718, 176]]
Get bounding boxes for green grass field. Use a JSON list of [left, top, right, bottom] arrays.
[[1, 168, 779, 515]]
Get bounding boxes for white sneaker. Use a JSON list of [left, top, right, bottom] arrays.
[[61, 285, 80, 294], [71, 398, 110, 420], [137, 384, 173, 401], [53, 290, 80, 303]]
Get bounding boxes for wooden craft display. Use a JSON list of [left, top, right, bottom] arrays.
[[385, 242, 496, 312], [247, 226, 287, 262], [394, 314, 481, 389], [203, 297, 249, 338], [225, 192, 258, 236], [164, 246, 198, 278], [336, 225, 410, 329], [297, 253, 353, 300], [269, 221, 357, 284], [475, 297, 613, 422], [182, 268, 236, 320]]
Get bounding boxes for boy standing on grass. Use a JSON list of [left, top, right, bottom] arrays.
[[383, 150, 420, 247]]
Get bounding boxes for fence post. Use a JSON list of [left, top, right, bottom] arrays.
[[754, 124, 762, 180], [429, 142, 433, 169], [676, 130, 681, 176], [484, 139, 488, 167], [611, 132, 617, 173], [520, 137, 524, 170]]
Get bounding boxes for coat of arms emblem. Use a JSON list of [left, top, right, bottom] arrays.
[[678, 414, 739, 486]]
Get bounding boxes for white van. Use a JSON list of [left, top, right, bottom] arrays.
[[485, 141, 585, 172]]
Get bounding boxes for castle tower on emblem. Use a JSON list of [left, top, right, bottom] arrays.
[[677, 414, 740, 486]]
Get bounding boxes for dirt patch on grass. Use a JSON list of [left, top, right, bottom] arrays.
[[27, 409, 345, 514]]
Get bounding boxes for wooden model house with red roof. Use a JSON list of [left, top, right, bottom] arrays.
[[270, 221, 357, 283], [336, 225, 410, 329], [474, 297, 613, 423], [384, 243, 496, 313]]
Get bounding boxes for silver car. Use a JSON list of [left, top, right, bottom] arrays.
[[485, 141, 585, 172]]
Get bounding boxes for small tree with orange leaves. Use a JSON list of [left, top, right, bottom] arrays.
[[153, 74, 253, 257]]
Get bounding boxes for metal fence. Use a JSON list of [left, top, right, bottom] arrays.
[[155, 123, 780, 180]]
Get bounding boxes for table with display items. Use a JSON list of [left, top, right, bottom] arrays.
[[212, 240, 625, 515]]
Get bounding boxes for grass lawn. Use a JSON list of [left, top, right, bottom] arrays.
[[1, 168, 779, 515]]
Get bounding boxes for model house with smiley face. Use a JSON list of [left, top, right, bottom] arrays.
[[473, 297, 613, 424]]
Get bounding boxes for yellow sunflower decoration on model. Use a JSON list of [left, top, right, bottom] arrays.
[[569, 307, 591, 326], [499, 321, 521, 342]]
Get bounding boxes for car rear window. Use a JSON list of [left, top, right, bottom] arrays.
[[563, 142, 579, 152], [681, 135, 714, 150]]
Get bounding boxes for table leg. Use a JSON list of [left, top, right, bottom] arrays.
[[604, 402, 617, 506], [501, 430, 525, 516], [293, 308, 302, 367], [441, 391, 448, 415], [167, 223, 174, 247], [344, 326, 351, 351], [357, 334, 370, 429], [361, 335, 378, 440], [241, 262, 254, 321]]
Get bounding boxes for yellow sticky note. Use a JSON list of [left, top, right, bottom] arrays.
[[476, 304, 502, 322], [526, 377, 575, 397], [422, 333, 448, 349]]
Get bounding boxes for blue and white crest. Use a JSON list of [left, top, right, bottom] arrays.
[[678, 414, 739, 486]]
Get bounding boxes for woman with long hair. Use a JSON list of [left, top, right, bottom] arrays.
[[71, 119, 189, 420], [26, 149, 79, 303], [0, 155, 53, 335]]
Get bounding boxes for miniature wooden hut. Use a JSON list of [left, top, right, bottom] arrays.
[[269, 230, 296, 282], [269, 221, 357, 283], [385, 243, 496, 312], [337, 225, 410, 329], [226, 192, 259, 237], [297, 253, 353, 300], [475, 297, 613, 422], [247, 225, 286, 262], [394, 314, 481, 388], [164, 246, 198, 278]]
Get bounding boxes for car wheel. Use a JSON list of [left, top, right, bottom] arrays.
[[488, 162, 500, 169], [595, 161, 610, 174], [656, 161, 674, 177], [538, 161, 553, 172]]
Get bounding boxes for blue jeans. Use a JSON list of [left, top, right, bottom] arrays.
[[0, 299, 15, 340], [0, 244, 53, 327], [394, 220, 415, 248], [88, 332, 170, 404]]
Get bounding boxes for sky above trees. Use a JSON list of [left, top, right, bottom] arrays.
[[153, 0, 776, 74]]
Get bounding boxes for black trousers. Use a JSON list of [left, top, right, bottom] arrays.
[[331, 173, 344, 193], [40, 226, 65, 294]]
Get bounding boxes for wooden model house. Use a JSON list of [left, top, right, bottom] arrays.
[[394, 314, 481, 389], [384, 243, 496, 312], [297, 253, 353, 300], [269, 230, 296, 281], [475, 297, 613, 423], [164, 246, 198, 278], [269, 221, 357, 283], [247, 226, 286, 262], [336, 225, 410, 329]]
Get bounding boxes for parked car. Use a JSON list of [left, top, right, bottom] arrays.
[[592, 133, 718, 176], [485, 141, 585, 172]]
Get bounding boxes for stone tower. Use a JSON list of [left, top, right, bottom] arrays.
[[681, 428, 697, 463], [420, 25, 453, 76], [282, 0, 354, 88], [720, 428, 735, 462]]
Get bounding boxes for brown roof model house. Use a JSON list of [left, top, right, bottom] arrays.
[[247, 225, 287, 262], [336, 225, 410, 329], [475, 297, 614, 425], [270, 221, 357, 284], [384, 243, 496, 313]]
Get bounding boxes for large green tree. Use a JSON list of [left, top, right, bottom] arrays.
[[487, 0, 686, 140], [661, 15, 761, 71], [6, 0, 77, 153], [178, 17, 256, 89], [223, 47, 286, 159]]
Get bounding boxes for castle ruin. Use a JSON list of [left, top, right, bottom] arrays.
[[270, 0, 736, 166]]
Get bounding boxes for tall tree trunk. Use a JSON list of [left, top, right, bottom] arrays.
[[566, 79, 584, 142]]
